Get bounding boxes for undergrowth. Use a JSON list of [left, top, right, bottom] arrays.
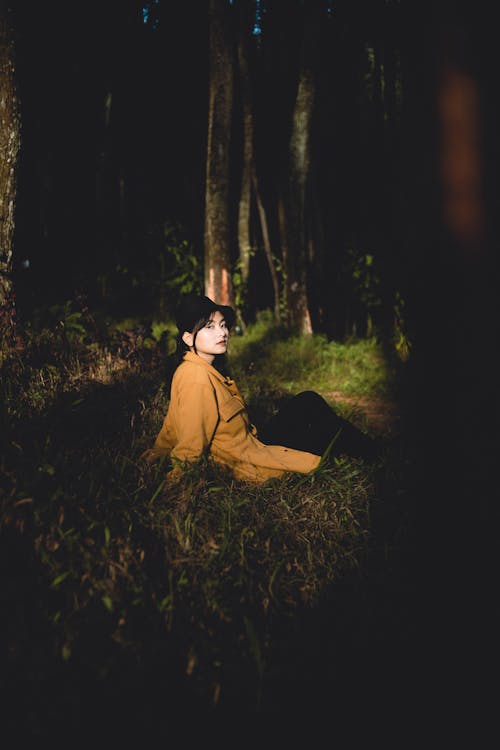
[[0, 310, 404, 730]]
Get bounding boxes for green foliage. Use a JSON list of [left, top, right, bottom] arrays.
[[150, 319, 174, 343], [156, 224, 203, 316], [47, 300, 88, 345], [92, 224, 203, 321], [344, 247, 382, 337], [232, 250, 255, 320]]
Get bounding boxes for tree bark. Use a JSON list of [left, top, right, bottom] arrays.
[[280, 74, 314, 334], [204, 0, 235, 307], [0, 2, 21, 347], [236, 28, 253, 285], [278, 6, 320, 335]]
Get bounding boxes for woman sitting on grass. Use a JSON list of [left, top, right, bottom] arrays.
[[143, 294, 378, 483]]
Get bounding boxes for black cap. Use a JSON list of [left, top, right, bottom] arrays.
[[175, 294, 236, 333]]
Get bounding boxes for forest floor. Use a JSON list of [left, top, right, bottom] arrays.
[[326, 389, 401, 438], [1, 328, 419, 733]]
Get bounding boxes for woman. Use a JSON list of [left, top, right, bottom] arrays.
[[142, 294, 377, 483]]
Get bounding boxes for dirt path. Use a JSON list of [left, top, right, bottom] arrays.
[[325, 390, 401, 438]]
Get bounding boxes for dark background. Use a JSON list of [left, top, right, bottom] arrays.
[[9, 0, 439, 329]]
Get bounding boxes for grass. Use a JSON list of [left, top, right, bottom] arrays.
[[229, 311, 392, 397], [0, 311, 413, 733]]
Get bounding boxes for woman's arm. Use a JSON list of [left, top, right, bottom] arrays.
[[170, 381, 219, 465]]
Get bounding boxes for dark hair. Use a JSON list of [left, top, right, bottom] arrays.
[[165, 294, 235, 397]]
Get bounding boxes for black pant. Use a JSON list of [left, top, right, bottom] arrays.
[[259, 390, 379, 460]]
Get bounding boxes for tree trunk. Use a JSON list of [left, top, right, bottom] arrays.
[[0, 2, 21, 347], [252, 164, 281, 323], [204, 0, 235, 307], [280, 71, 314, 334], [278, 7, 319, 335], [236, 30, 253, 285]]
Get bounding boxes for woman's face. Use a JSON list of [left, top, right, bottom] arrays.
[[183, 310, 229, 364]]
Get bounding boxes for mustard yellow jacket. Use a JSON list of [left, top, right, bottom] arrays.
[[144, 351, 320, 483]]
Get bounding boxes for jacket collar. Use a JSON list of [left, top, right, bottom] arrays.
[[182, 351, 233, 385]]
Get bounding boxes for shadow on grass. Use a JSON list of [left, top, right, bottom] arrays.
[[1, 353, 417, 735]]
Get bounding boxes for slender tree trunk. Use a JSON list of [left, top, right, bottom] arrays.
[[0, 2, 21, 347], [252, 165, 281, 322], [204, 0, 234, 307], [237, 31, 253, 285], [308, 181, 326, 330], [280, 55, 316, 334]]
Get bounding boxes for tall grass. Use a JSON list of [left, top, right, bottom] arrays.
[[0, 312, 403, 729]]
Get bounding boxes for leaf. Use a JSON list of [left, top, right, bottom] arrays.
[[148, 480, 165, 505], [50, 571, 71, 588], [38, 463, 55, 475], [102, 595, 113, 612]]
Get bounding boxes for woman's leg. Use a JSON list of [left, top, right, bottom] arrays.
[[260, 391, 379, 460]]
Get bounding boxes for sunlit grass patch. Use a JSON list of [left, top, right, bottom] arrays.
[[229, 312, 392, 398], [227, 314, 394, 432]]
